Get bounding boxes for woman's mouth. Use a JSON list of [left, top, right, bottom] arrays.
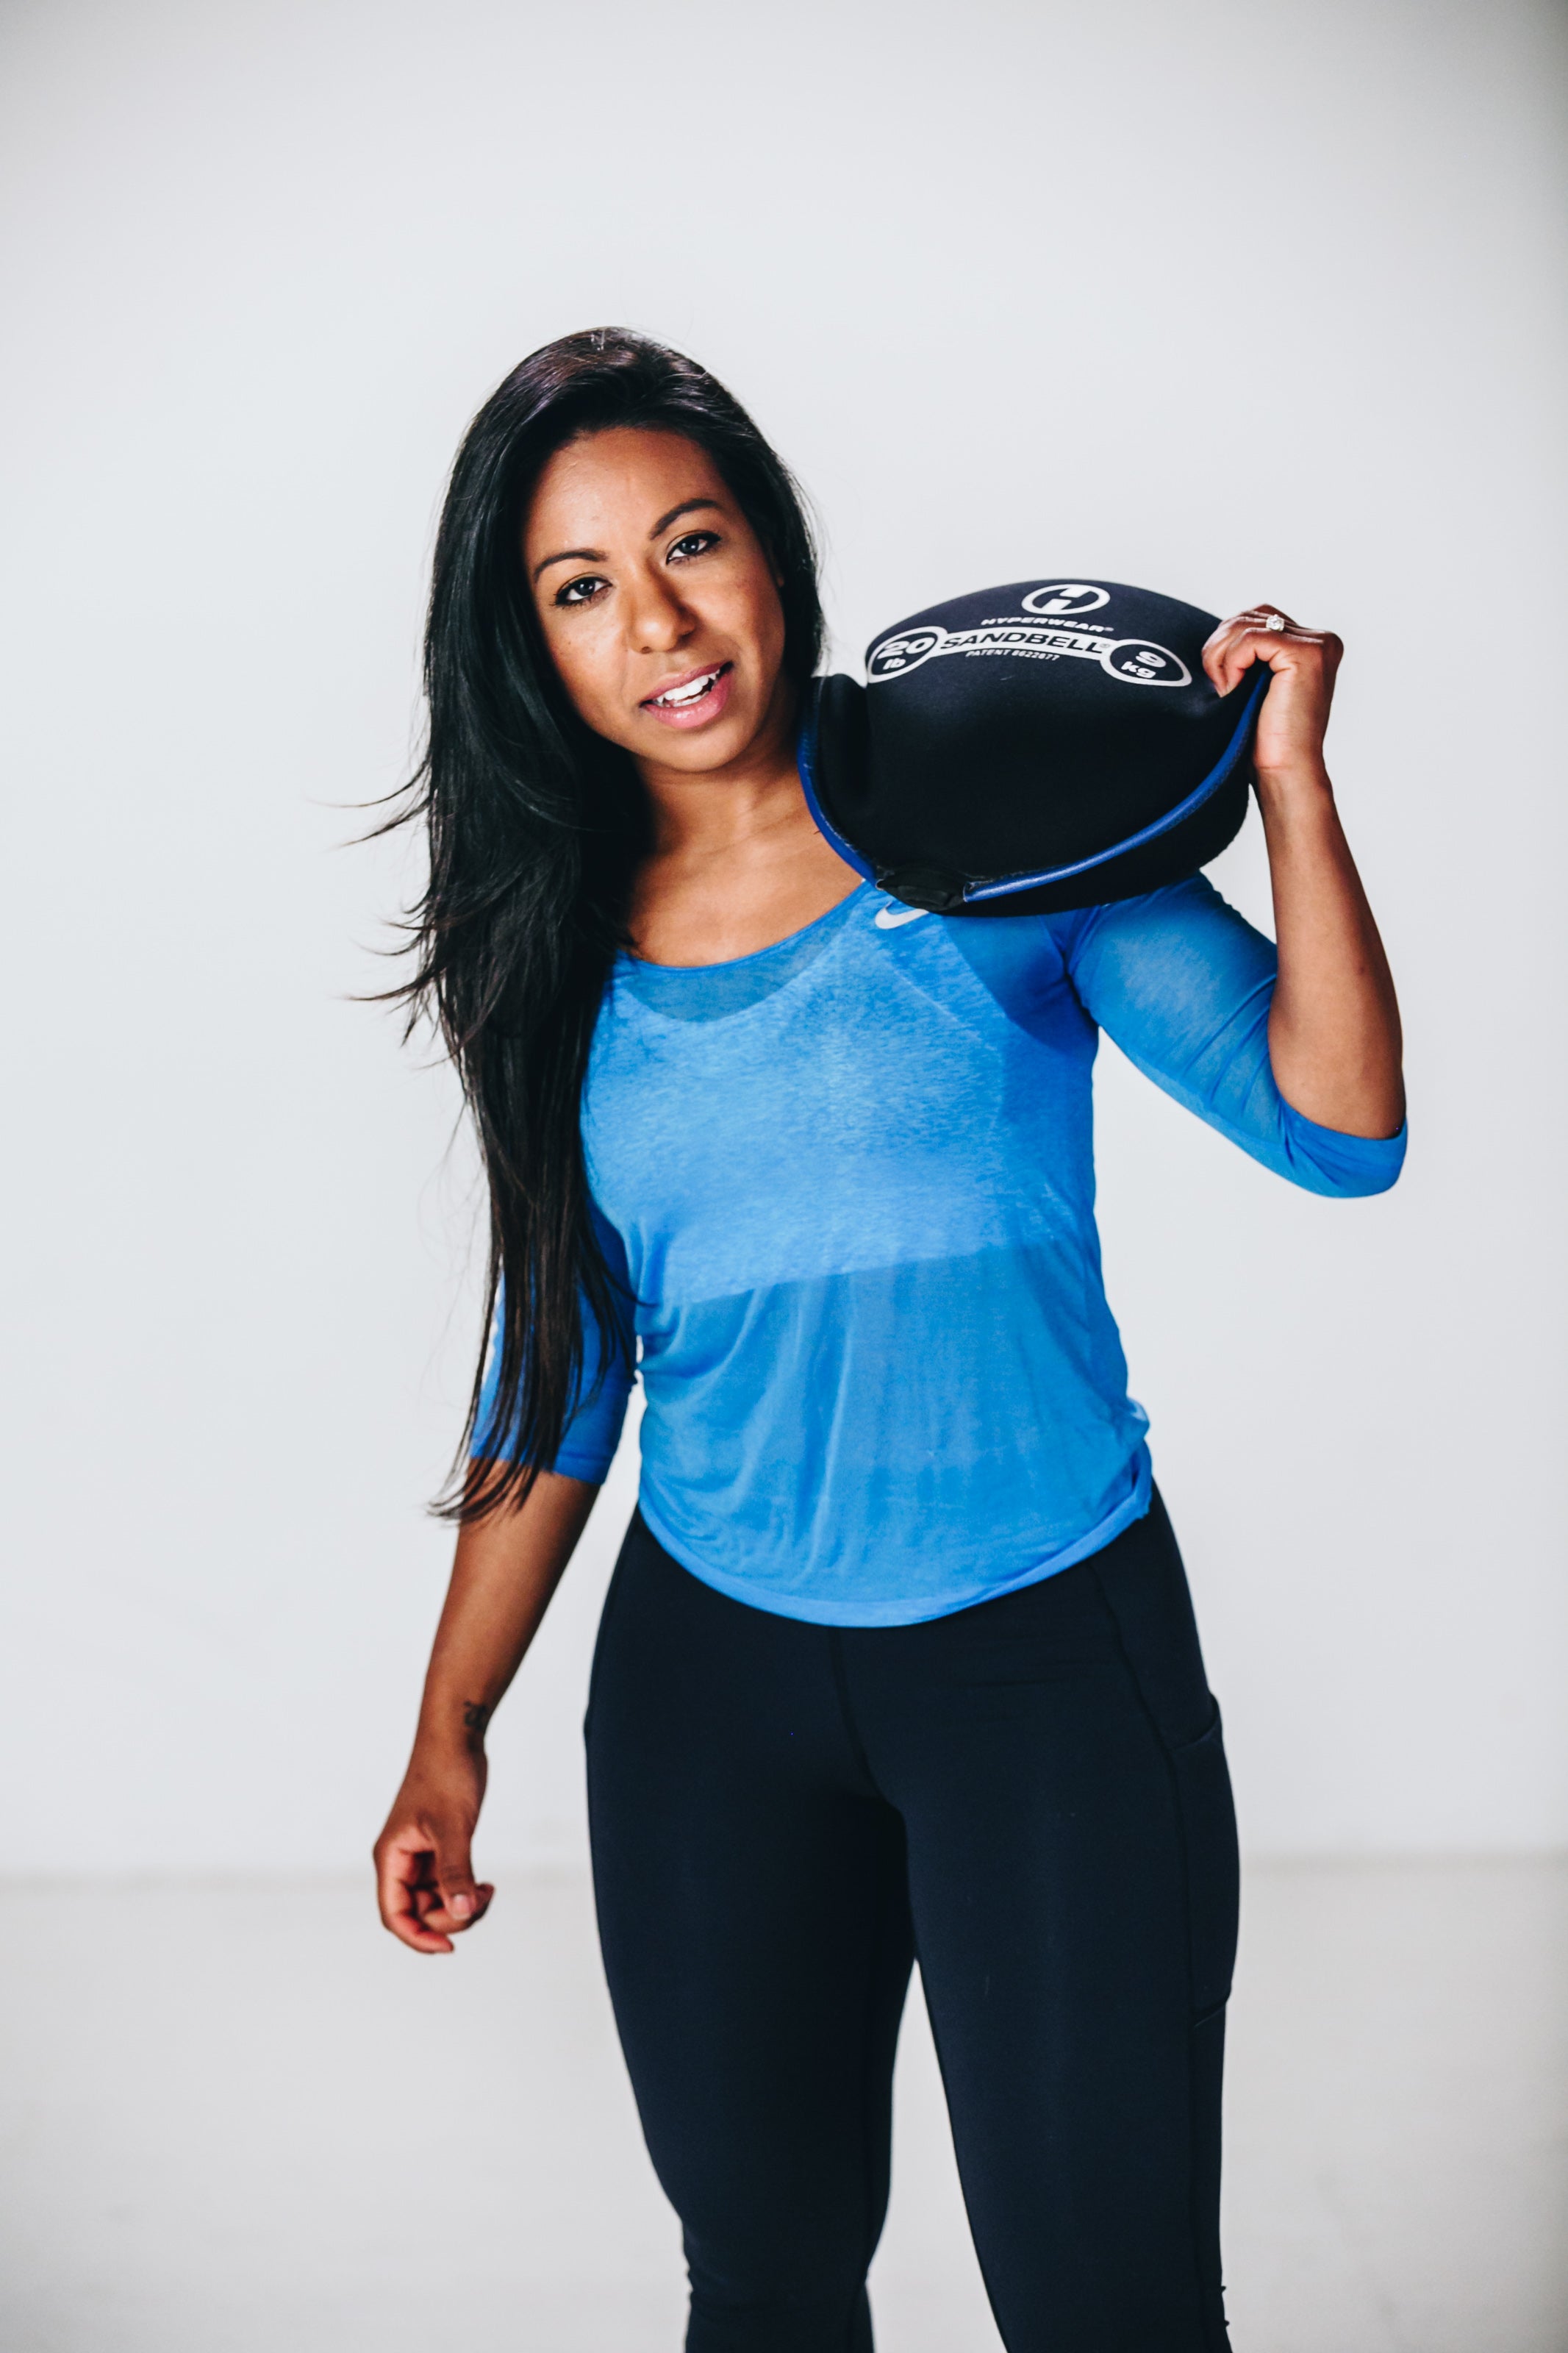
[[640, 662, 735, 728]]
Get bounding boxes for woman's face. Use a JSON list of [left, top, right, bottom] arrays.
[[523, 427, 790, 772]]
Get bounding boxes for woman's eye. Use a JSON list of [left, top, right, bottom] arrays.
[[668, 532, 718, 563], [556, 574, 608, 607]]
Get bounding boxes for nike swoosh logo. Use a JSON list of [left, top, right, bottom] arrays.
[[873, 903, 931, 930]]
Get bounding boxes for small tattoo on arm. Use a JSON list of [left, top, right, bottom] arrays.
[[462, 1701, 490, 1736]]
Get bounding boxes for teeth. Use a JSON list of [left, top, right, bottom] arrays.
[[654, 668, 721, 707]]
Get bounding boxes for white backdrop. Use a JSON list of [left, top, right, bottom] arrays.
[[1, 0, 1563, 1874]]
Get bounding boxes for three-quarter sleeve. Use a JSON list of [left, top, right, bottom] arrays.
[[1056, 876, 1406, 1198], [470, 1222, 637, 1481]]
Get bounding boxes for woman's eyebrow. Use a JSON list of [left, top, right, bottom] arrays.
[[649, 497, 723, 539], [531, 545, 606, 585]]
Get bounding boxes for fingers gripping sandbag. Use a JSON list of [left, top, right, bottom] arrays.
[[798, 579, 1267, 914]]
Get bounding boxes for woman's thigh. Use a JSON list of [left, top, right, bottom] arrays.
[[586, 1518, 916, 2344], [843, 1493, 1239, 2353]]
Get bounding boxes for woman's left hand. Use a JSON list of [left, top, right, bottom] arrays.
[[1202, 607, 1343, 783]]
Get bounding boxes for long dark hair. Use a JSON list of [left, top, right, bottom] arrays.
[[391, 328, 825, 1516]]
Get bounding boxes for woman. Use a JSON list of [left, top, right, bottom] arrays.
[[373, 328, 1405, 2353]]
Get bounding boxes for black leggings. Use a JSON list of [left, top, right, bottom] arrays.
[[585, 1495, 1239, 2353]]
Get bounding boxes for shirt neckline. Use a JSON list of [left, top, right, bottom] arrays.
[[617, 881, 871, 977]]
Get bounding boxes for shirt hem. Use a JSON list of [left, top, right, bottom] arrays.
[[634, 1447, 1153, 1627]]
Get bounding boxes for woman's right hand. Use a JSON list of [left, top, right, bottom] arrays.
[[373, 1742, 495, 1954]]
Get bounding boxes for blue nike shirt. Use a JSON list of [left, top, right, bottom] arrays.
[[476, 876, 1405, 1625]]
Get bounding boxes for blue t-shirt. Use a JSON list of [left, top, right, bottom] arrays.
[[476, 876, 1404, 1624]]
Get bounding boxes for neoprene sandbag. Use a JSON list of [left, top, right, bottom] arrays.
[[798, 579, 1266, 915]]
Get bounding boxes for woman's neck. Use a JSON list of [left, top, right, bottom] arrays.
[[628, 681, 862, 967]]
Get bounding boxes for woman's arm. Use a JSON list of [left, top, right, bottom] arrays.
[[373, 1469, 600, 1954], [1203, 607, 1403, 1140]]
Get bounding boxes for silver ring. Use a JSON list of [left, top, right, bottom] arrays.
[[1264, 611, 1286, 632]]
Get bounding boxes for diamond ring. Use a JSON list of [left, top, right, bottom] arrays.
[[1264, 611, 1286, 632]]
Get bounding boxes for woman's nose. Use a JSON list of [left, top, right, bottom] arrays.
[[626, 573, 693, 653]]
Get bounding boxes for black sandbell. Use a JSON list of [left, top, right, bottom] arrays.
[[799, 579, 1265, 915]]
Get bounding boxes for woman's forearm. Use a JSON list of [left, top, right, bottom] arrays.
[[1203, 605, 1404, 1143], [1256, 759, 1405, 1139], [375, 1468, 601, 1952], [415, 1468, 601, 1754]]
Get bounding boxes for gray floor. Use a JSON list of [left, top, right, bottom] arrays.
[[1, 1861, 1564, 2352]]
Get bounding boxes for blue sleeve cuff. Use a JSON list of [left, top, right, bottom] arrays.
[[469, 1381, 631, 1483], [542, 1439, 625, 1485], [1279, 1102, 1407, 1197]]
